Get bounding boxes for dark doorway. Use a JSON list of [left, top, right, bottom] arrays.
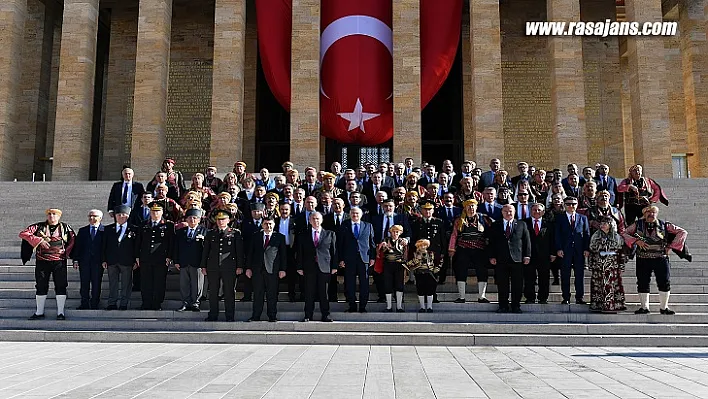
[[325, 139, 392, 169], [255, 51, 290, 172], [89, 11, 111, 180], [421, 35, 464, 168]]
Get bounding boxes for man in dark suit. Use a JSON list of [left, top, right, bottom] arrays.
[[201, 210, 244, 322], [239, 203, 266, 301], [362, 172, 391, 206], [295, 196, 319, 234], [451, 160, 475, 189], [478, 158, 502, 190], [102, 205, 138, 310], [246, 218, 287, 322], [128, 192, 153, 229], [487, 205, 531, 313], [107, 167, 145, 217], [299, 168, 323, 197], [297, 212, 337, 322], [173, 208, 208, 312], [510, 162, 531, 186], [555, 196, 591, 304], [72, 209, 106, 310], [367, 191, 388, 218], [135, 202, 175, 311], [593, 164, 618, 205], [371, 199, 410, 301], [275, 203, 299, 302], [435, 193, 461, 285], [338, 208, 376, 313], [322, 198, 349, 301], [478, 187, 503, 220], [524, 204, 556, 304]]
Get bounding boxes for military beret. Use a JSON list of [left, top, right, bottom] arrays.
[[265, 192, 280, 201], [389, 224, 403, 232], [217, 192, 232, 201], [149, 201, 164, 211], [234, 161, 246, 168], [420, 202, 435, 210], [214, 209, 231, 220], [322, 172, 336, 179], [251, 202, 265, 211], [114, 205, 131, 215], [185, 208, 202, 218], [463, 199, 478, 208]]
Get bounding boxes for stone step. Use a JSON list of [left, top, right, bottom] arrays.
[[0, 325, 707, 347]]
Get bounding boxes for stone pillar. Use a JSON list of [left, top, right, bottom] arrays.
[[51, 0, 99, 180], [680, 0, 708, 177], [242, 1, 258, 169], [548, 0, 587, 168], [465, 0, 503, 164], [102, 6, 138, 180], [625, 0, 672, 177], [289, 0, 320, 171], [210, 0, 246, 171], [392, 0, 421, 165], [620, 56, 635, 169], [130, 0, 173, 179], [0, 0, 27, 180]]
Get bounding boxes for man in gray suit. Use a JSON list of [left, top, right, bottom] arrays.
[[478, 158, 503, 190], [246, 218, 287, 322], [338, 207, 376, 313], [297, 212, 337, 322]]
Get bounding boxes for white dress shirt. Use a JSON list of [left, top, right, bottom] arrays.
[[122, 181, 133, 206], [117, 223, 127, 242], [279, 217, 291, 246]]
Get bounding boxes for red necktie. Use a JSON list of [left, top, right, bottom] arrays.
[[505, 222, 512, 238], [534, 219, 540, 236], [571, 214, 576, 226], [521, 205, 526, 219], [314, 230, 319, 247], [264, 234, 270, 249]]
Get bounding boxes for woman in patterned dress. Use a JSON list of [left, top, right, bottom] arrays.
[[588, 216, 625, 313]]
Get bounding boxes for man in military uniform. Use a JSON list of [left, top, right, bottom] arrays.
[[173, 208, 208, 312], [201, 209, 245, 321], [135, 202, 175, 311], [410, 202, 446, 301]]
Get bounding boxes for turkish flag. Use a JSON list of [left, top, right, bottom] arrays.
[[256, 0, 461, 146]]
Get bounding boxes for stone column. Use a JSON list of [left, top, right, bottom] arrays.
[[625, 0, 672, 177], [51, 0, 99, 180], [392, 0, 422, 165], [0, 0, 26, 180], [620, 56, 635, 169], [210, 0, 246, 171], [289, 0, 320, 172], [242, 1, 258, 169], [465, 0, 503, 164], [680, 0, 708, 177], [130, 0, 173, 179], [548, 0, 587, 168]]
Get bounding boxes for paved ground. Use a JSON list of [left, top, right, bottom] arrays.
[[0, 343, 707, 399]]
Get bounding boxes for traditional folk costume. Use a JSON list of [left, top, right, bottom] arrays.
[[622, 207, 687, 315], [19, 209, 76, 320], [448, 199, 492, 303], [406, 240, 441, 312], [378, 228, 408, 311], [588, 218, 626, 313]]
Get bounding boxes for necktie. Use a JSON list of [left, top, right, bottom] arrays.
[[313, 230, 319, 246], [324, 206, 329, 214], [571, 214, 576, 226], [188, 228, 194, 239], [521, 205, 526, 219], [91, 226, 96, 239], [335, 215, 341, 227], [118, 225, 124, 241], [384, 216, 390, 238], [505, 222, 512, 238], [122, 183, 129, 204], [487, 204, 492, 214], [534, 219, 540, 236], [373, 185, 378, 194], [264, 234, 270, 248], [354, 223, 359, 239], [378, 205, 382, 214], [295, 203, 300, 214]]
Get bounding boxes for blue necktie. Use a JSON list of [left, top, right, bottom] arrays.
[[354, 223, 360, 239], [90, 226, 96, 240]]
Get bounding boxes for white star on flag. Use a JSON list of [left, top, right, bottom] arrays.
[[337, 98, 380, 133]]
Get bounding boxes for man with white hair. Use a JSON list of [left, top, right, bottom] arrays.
[[72, 209, 106, 310], [107, 167, 145, 217]]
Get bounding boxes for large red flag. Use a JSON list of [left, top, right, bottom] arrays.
[[256, 0, 461, 145]]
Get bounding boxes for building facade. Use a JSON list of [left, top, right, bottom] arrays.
[[0, 0, 705, 181]]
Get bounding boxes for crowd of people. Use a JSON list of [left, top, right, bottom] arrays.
[[19, 157, 691, 322]]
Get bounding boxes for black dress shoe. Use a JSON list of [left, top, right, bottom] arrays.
[[538, 300, 548, 305], [660, 308, 676, 315], [56, 314, 66, 320], [105, 305, 118, 311], [176, 305, 188, 312], [496, 307, 509, 313], [300, 317, 310, 322], [28, 313, 45, 320], [321, 316, 333, 322], [561, 300, 570, 305], [524, 299, 535, 304], [511, 308, 522, 314], [419, 308, 426, 313], [426, 308, 433, 313], [191, 306, 200, 312], [268, 318, 278, 322], [76, 305, 89, 310], [478, 298, 490, 304], [634, 308, 650, 315], [454, 298, 466, 303], [119, 306, 128, 311], [685, 253, 693, 262], [384, 308, 393, 312], [246, 317, 258, 322], [205, 316, 218, 321], [576, 299, 587, 305], [344, 307, 358, 313], [359, 308, 367, 313]]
